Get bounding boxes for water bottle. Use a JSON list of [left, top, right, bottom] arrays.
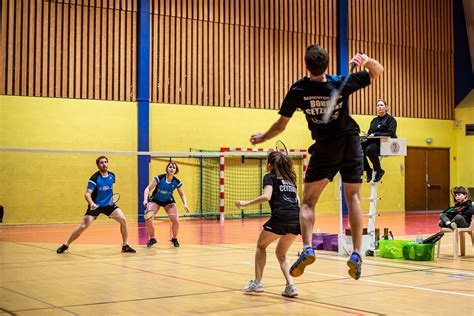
[[415, 232, 423, 244], [316, 228, 321, 234]]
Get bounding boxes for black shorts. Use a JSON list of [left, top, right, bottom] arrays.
[[263, 217, 301, 236], [85, 205, 119, 218], [305, 134, 363, 183], [149, 197, 175, 207]]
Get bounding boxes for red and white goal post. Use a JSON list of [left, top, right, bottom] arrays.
[[218, 147, 307, 221]]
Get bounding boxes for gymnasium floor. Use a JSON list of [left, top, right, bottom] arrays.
[[1, 213, 473, 315]]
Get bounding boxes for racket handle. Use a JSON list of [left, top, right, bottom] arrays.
[[350, 51, 365, 71]]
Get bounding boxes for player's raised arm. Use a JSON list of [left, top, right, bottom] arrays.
[[250, 116, 290, 145], [350, 53, 384, 81]]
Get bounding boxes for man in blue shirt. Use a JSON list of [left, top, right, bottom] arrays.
[[56, 156, 136, 253]]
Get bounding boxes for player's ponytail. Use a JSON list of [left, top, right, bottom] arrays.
[[267, 151, 297, 185]]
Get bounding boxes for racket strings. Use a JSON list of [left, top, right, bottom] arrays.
[[275, 140, 289, 156], [109, 193, 120, 205]]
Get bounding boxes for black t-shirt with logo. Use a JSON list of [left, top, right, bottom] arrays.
[[263, 172, 300, 224], [278, 71, 371, 142]]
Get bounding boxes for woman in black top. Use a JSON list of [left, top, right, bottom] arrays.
[[362, 99, 397, 182], [235, 151, 301, 298]]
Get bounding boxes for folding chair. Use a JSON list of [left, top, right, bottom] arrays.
[[437, 221, 474, 259]]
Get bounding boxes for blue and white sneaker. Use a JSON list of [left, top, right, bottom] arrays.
[[290, 246, 316, 277], [243, 280, 264, 293], [347, 252, 362, 280]]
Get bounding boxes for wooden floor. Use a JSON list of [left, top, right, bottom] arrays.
[[0, 214, 473, 315]]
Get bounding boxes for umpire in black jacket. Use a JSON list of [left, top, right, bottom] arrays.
[[362, 99, 397, 182]]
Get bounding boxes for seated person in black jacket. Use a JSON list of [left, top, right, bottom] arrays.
[[362, 99, 397, 182], [439, 186, 473, 229]]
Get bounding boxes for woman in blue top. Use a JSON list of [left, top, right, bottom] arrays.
[[143, 161, 189, 247]]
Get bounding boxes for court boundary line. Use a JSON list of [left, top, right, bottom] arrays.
[[4, 287, 383, 316], [101, 262, 382, 315], [3, 241, 473, 276], [246, 262, 474, 298], [296, 252, 474, 273], [3, 257, 385, 316], [0, 308, 17, 316], [2, 242, 471, 314], [0, 285, 78, 315]]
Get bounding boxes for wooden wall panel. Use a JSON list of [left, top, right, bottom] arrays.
[[348, 0, 454, 119], [0, 0, 137, 101], [150, 0, 337, 110], [0, 0, 455, 120]]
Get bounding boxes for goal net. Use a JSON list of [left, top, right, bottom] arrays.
[[150, 148, 307, 220]]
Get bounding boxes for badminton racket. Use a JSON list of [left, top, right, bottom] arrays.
[[322, 52, 364, 123], [108, 193, 120, 205], [142, 197, 155, 220], [144, 209, 155, 220], [322, 63, 356, 123], [275, 140, 289, 155], [90, 193, 120, 210]]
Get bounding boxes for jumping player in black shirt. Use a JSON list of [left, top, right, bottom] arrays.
[[236, 151, 301, 297], [250, 45, 383, 280]]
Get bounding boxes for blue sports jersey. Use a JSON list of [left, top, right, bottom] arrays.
[[87, 172, 115, 207], [152, 174, 182, 202]]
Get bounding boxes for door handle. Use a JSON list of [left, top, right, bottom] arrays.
[[427, 184, 441, 188]]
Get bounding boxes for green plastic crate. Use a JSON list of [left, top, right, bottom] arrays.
[[379, 240, 411, 259], [402, 242, 436, 261]]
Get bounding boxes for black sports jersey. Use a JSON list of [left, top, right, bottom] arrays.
[[278, 71, 371, 142], [368, 114, 397, 138], [263, 172, 299, 223]]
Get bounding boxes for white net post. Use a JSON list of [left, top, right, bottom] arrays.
[[338, 173, 345, 256], [367, 181, 379, 251]]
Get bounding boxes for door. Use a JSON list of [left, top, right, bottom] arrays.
[[405, 147, 450, 211]]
